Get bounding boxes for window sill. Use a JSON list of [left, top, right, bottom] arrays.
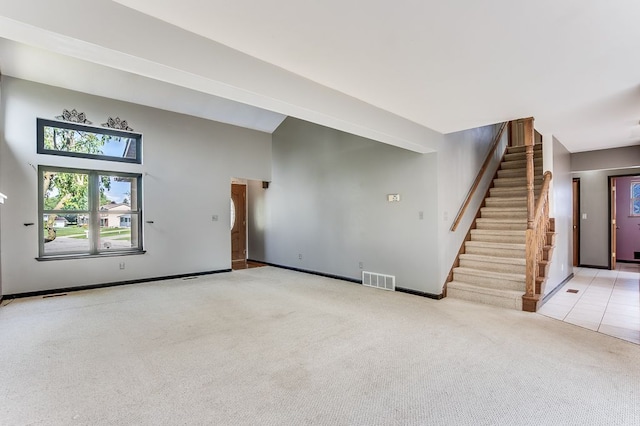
[[36, 250, 146, 262]]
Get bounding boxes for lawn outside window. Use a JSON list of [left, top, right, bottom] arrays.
[[38, 166, 143, 259]]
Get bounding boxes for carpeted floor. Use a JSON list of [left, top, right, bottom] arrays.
[[1, 266, 638, 425]]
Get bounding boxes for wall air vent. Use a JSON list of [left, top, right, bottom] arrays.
[[362, 271, 395, 291]]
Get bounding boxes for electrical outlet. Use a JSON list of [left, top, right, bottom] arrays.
[[387, 194, 401, 202], [419, 211, 424, 220], [119, 262, 125, 270], [212, 215, 219, 221], [298, 253, 302, 260], [359, 262, 363, 269]]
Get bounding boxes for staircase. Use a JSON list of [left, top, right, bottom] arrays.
[[447, 143, 555, 310]]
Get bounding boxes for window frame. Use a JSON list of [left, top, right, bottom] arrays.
[[38, 165, 144, 260], [631, 181, 640, 217], [37, 118, 143, 164]]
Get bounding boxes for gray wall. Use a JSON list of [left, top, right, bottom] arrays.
[[573, 167, 640, 267], [249, 117, 503, 294], [571, 145, 640, 267], [437, 123, 506, 284], [250, 117, 441, 293], [543, 136, 572, 294], [572, 146, 640, 172], [0, 77, 272, 294]]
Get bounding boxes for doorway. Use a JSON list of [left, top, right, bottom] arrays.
[[231, 183, 247, 269], [572, 178, 580, 267], [609, 174, 640, 269], [610, 177, 617, 270]]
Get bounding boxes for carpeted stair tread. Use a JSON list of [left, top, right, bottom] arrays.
[[497, 167, 542, 178], [459, 253, 526, 266], [493, 176, 543, 187], [447, 141, 551, 311], [475, 218, 528, 230], [490, 185, 541, 195], [453, 267, 525, 282], [471, 229, 526, 244], [480, 207, 528, 218], [500, 158, 543, 170], [447, 281, 524, 310], [506, 145, 543, 155], [464, 240, 525, 249], [484, 196, 527, 207]]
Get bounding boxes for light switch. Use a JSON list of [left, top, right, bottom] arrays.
[[582, 213, 587, 220]]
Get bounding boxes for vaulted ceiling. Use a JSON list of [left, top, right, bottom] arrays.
[[1, 0, 640, 154]]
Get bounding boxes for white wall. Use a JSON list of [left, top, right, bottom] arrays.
[[437, 123, 506, 285], [0, 77, 272, 294], [543, 136, 572, 294]]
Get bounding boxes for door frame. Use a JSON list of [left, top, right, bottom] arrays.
[[572, 178, 580, 267], [608, 173, 640, 268], [609, 177, 616, 270], [230, 182, 247, 266]]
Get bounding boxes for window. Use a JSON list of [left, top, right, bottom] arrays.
[[39, 166, 143, 258], [632, 181, 640, 216], [37, 118, 142, 164]]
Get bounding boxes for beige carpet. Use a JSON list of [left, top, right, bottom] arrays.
[[1, 267, 638, 425]]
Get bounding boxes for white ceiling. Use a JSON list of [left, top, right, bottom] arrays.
[[2, 0, 640, 153], [0, 39, 287, 134]]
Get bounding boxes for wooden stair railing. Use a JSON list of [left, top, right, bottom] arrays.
[[522, 170, 553, 312], [450, 122, 508, 232]]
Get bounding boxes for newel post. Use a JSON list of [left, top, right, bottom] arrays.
[[523, 117, 535, 230], [522, 117, 537, 312]]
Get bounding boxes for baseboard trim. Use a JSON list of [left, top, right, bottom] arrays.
[[578, 264, 609, 270], [395, 287, 444, 300], [617, 260, 640, 264], [3, 269, 232, 300], [540, 273, 574, 307], [250, 260, 362, 284]]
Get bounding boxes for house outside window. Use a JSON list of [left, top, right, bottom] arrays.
[[39, 166, 143, 258]]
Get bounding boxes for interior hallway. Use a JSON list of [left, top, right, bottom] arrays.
[[538, 263, 640, 344]]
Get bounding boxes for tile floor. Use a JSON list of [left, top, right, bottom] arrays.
[[538, 262, 640, 344]]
